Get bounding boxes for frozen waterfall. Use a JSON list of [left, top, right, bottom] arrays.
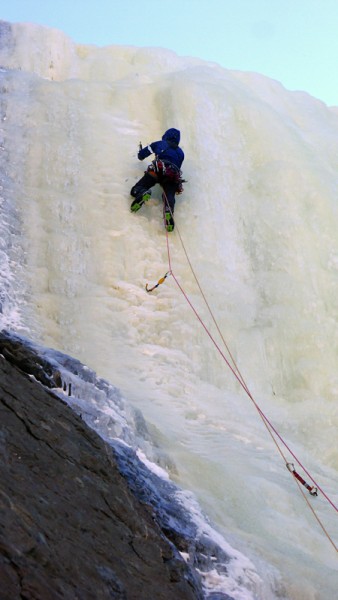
[[1, 20, 338, 599]]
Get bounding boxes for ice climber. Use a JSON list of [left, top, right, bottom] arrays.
[[130, 128, 185, 232]]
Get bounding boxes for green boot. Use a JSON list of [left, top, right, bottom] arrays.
[[165, 211, 175, 232], [130, 191, 151, 212]]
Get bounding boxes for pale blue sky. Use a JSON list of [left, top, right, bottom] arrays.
[[2, 0, 338, 106]]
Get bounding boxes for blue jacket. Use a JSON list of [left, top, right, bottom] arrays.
[[138, 128, 184, 169]]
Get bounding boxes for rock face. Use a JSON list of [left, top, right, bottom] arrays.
[[0, 333, 202, 599]]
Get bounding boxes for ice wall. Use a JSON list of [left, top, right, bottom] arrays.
[[1, 21, 338, 599]]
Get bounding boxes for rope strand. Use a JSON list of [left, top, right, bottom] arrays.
[[159, 191, 338, 553]]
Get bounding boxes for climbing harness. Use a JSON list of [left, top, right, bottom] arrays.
[[146, 159, 185, 194], [286, 463, 318, 496], [146, 271, 171, 293]]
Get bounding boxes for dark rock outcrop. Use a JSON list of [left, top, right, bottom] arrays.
[[0, 333, 202, 599]]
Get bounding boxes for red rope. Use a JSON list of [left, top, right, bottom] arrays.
[[161, 195, 338, 517]]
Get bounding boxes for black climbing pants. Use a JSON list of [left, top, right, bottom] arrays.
[[130, 172, 177, 213]]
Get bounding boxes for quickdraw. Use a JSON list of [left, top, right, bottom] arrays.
[[145, 271, 171, 293], [286, 463, 318, 496]]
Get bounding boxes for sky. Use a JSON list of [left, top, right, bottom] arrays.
[[2, 0, 338, 107]]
